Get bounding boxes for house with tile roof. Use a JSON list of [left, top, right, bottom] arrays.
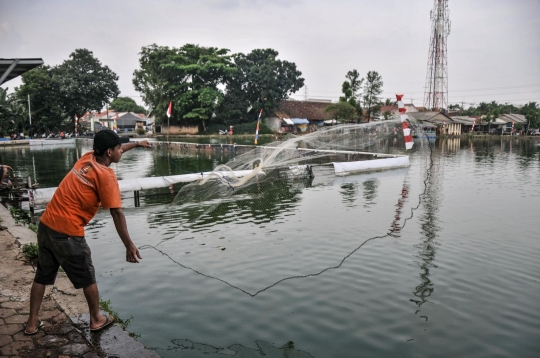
[[268, 100, 335, 133]]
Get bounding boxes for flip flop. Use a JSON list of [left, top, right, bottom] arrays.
[[90, 314, 114, 332], [24, 319, 44, 335]]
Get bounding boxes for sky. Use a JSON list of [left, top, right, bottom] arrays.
[[1, 0, 539, 109]]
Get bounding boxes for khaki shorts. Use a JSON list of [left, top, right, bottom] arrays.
[[34, 222, 96, 289]]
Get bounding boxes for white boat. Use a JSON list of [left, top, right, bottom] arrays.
[[29, 138, 76, 146]]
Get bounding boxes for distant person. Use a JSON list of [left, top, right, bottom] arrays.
[[60, 131, 65, 139], [0, 164, 12, 185], [24, 130, 151, 335]]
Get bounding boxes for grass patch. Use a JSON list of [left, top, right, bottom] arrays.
[[22, 242, 39, 260], [9, 207, 33, 225], [28, 223, 38, 233], [99, 298, 140, 338]]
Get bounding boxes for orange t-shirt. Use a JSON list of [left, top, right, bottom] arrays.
[[40, 151, 122, 236]]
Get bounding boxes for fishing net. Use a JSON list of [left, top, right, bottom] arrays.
[[141, 119, 433, 295]]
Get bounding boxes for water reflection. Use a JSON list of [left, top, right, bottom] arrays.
[[147, 176, 310, 244], [410, 147, 442, 313], [362, 179, 378, 208]]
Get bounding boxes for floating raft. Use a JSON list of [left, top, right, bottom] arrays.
[[29, 170, 255, 207], [29, 138, 76, 147], [29, 153, 409, 207]]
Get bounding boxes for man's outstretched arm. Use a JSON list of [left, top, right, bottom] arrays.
[[110, 208, 142, 263], [121, 139, 151, 153]]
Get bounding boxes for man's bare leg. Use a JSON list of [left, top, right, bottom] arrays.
[[83, 283, 110, 329], [26, 282, 46, 332]]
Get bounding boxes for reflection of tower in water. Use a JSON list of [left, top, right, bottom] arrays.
[[410, 151, 442, 311]]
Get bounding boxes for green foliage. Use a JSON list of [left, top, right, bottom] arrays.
[[110, 97, 146, 113], [28, 223, 38, 233], [22, 243, 39, 261], [382, 98, 397, 106], [133, 45, 304, 129], [9, 207, 32, 225], [14, 49, 119, 135], [0, 87, 28, 137], [135, 127, 146, 135], [363, 71, 383, 121], [15, 66, 64, 134], [99, 298, 136, 335], [324, 101, 357, 121], [220, 48, 305, 124], [134, 44, 235, 131], [55, 49, 119, 123], [339, 70, 363, 111], [522, 102, 540, 128]]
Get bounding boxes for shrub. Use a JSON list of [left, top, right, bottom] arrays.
[[9, 207, 32, 225], [28, 223, 38, 233], [23, 243, 39, 260], [135, 127, 146, 135]]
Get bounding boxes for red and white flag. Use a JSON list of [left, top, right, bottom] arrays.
[[396, 94, 413, 150], [167, 101, 173, 118]]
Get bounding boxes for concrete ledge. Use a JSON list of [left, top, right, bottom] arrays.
[[0, 204, 37, 247], [0, 204, 159, 357]]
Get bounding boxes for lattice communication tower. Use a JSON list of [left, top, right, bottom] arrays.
[[423, 0, 451, 111]]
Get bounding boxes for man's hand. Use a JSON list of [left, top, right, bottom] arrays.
[[137, 140, 151, 148], [126, 244, 142, 263], [110, 207, 142, 264]]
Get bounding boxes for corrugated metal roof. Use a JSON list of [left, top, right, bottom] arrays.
[[291, 118, 309, 125], [282, 118, 294, 125], [0, 58, 44, 85]]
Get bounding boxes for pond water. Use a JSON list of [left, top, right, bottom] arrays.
[[1, 137, 540, 358]]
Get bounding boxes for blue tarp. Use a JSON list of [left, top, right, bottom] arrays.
[[291, 118, 309, 125]]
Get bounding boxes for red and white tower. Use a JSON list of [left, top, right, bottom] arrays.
[[423, 0, 451, 111]]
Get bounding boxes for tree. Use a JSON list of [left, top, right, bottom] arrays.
[[0, 87, 28, 136], [448, 103, 461, 112], [324, 101, 357, 121], [382, 98, 397, 106], [521, 101, 540, 130], [340, 70, 363, 106], [338, 69, 363, 122], [110, 97, 146, 113], [133, 44, 236, 131], [54, 49, 119, 123], [15, 65, 64, 134], [362, 71, 383, 121], [133, 44, 180, 126], [220, 48, 304, 123]]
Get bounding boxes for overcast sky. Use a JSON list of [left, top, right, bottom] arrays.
[[1, 0, 539, 108]]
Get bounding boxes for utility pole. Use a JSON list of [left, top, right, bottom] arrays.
[[423, 0, 451, 111], [28, 94, 32, 137]]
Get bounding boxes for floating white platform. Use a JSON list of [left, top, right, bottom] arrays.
[[29, 138, 76, 146], [28, 154, 410, 207]]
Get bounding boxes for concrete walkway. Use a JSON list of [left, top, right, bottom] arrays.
[[0, 205, 159, 358]]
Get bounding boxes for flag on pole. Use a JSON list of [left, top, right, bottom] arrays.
[[396, 94, 414, 150], [254, 109, 263, 145], [167, 101, 173, 118], [113, 114, 118, 133]]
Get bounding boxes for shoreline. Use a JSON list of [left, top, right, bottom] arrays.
[[0, 204, 159, 357]]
